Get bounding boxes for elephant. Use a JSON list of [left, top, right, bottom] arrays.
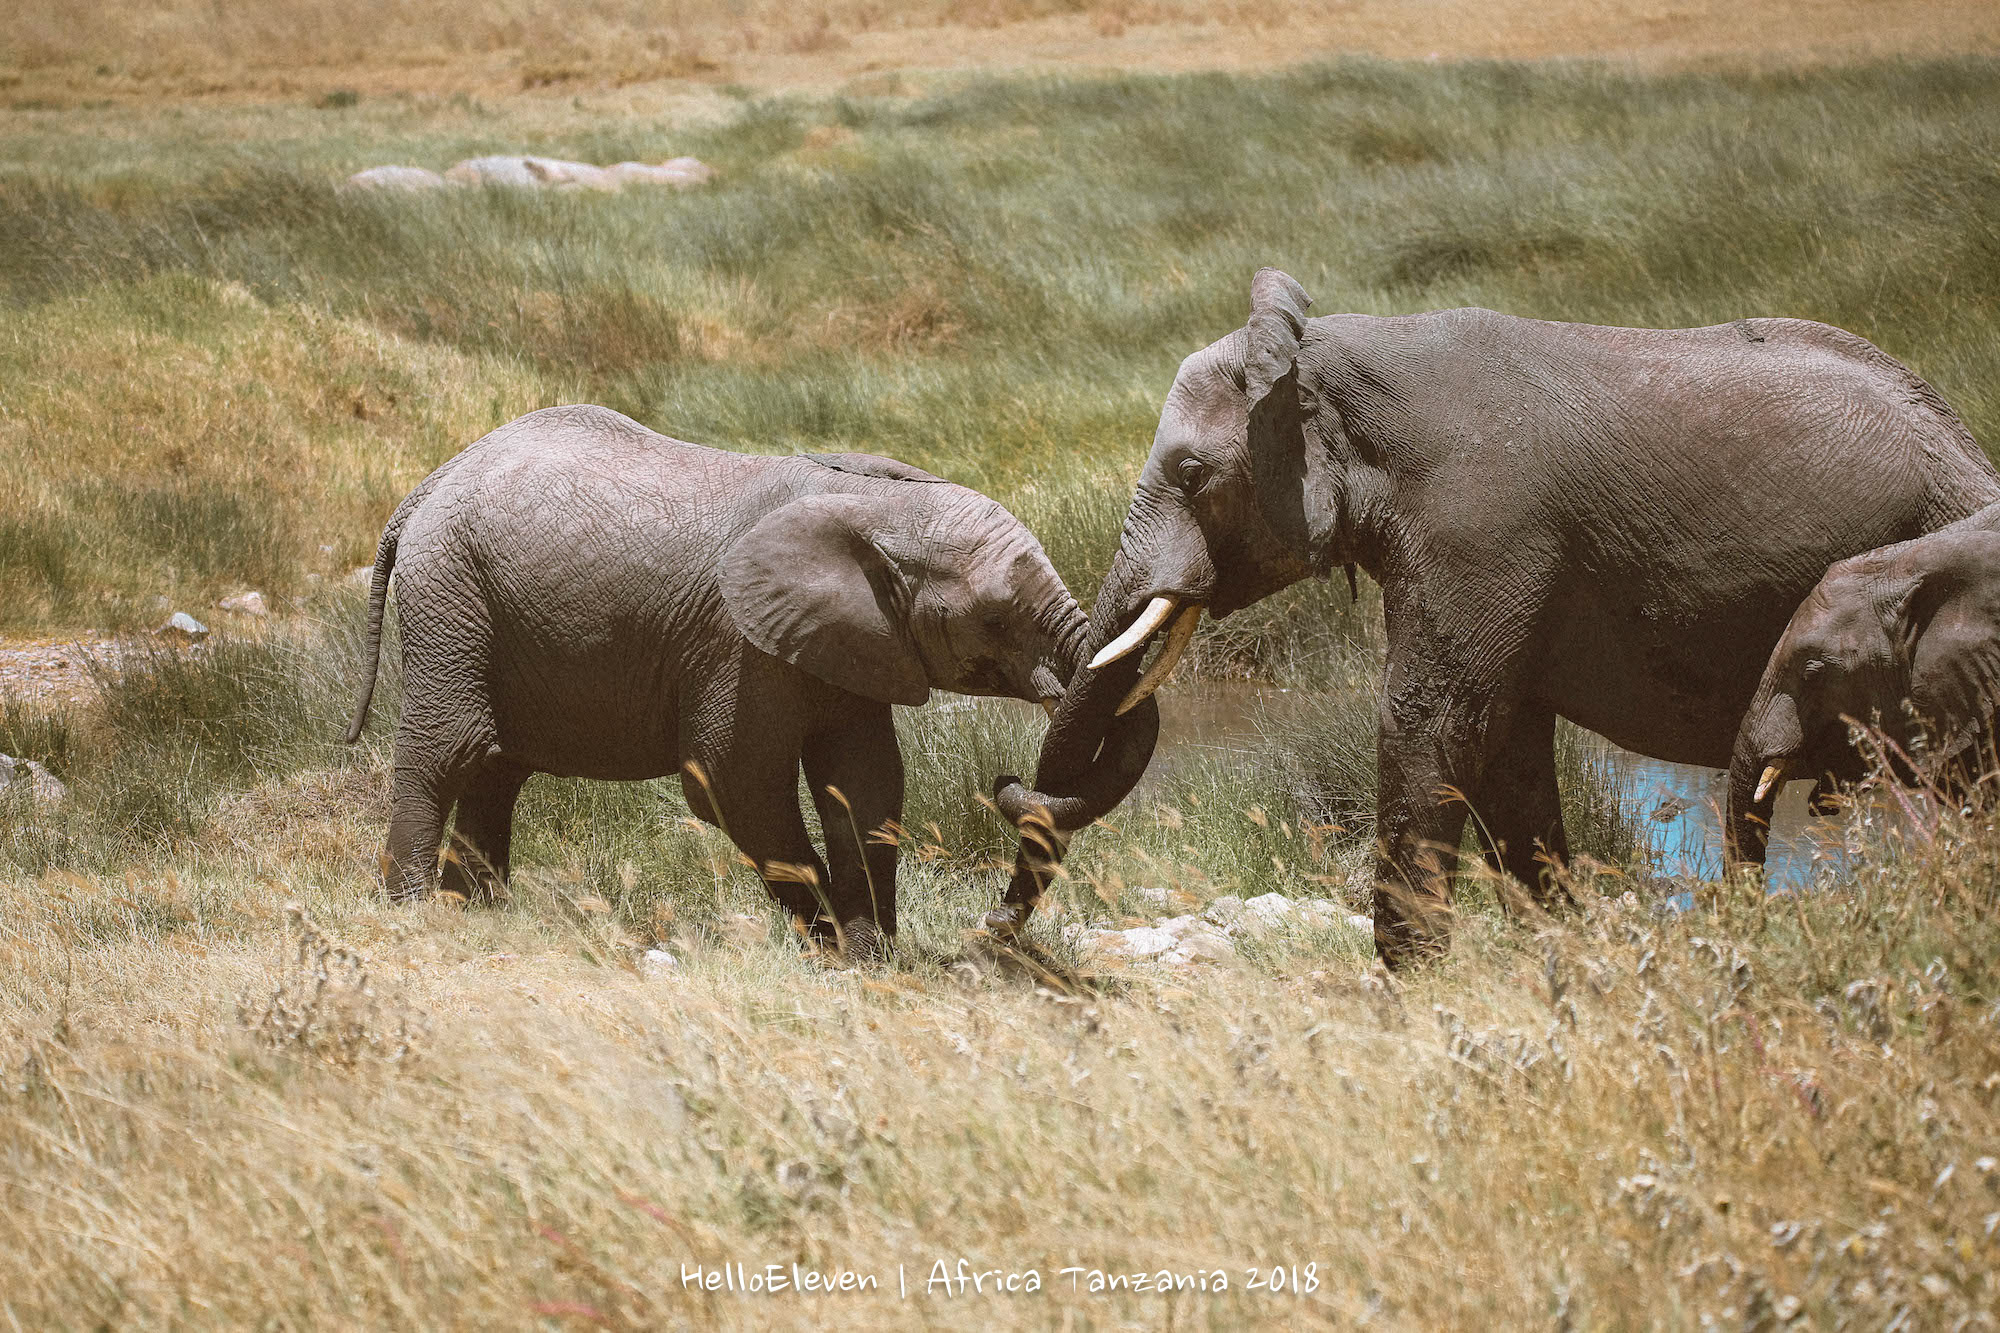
[[343, 404, 1158, 949], [994, 268, 2000, 966], [1728, 503, 2000, 866]]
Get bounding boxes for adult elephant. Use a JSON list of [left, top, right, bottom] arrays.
[[344, 405, 1157, 949], [1730, 504, 2000, 866], [994, 269, 2000, 966]]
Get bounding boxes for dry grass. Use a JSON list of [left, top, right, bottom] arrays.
[[0, 624, 1990, 1327], [0, 274, 564, 628], [4, 0, 1997, 105], [2, 794, 1997, 1326]]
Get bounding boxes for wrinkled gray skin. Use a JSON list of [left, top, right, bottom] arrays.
[[1729, 504, 2000, 866], [1006, 268, 2000, 966], [345, 405, 1158, 946]]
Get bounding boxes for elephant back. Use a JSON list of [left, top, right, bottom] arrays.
[[802, 454, 950, 485]]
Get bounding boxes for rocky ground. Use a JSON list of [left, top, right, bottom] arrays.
[[0, 596, 256, 708], [0, 633, 118, 709], [1066, 887, 1376, 970]]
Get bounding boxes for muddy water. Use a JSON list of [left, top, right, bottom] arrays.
[[1122, 684, 1850, 891]]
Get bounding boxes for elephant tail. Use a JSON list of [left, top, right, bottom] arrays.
[[342, 509, 408, 745]]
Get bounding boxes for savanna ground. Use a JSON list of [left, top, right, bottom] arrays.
[[4, 2, 2000, 1326]]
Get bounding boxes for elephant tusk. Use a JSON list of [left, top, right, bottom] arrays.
[[1040, 697, 1059, 719], [1754, 762, 1789, 803], [1089, 596, 1177, 670], [1116, 605, 1202, 716]]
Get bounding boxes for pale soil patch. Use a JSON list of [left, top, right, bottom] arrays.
[[0, 634, 118, 708], [5, 0, 1996, 108]]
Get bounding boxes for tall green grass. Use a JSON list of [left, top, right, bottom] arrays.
[[0, 54, 1992, 911], [4, 58, 1999, 627]]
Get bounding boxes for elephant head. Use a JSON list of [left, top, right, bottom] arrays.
[[722, 478, 1162, 823], [986, 268, 1352, 929], [1727, 527, 2000, 865]]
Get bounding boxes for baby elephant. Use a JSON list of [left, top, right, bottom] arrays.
[[345, 405, 1157, 946], [1728, 507, 2000, 866]]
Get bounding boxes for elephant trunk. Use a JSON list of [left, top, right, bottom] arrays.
[[1725, 689, 1805, 869], [986, 552, 1166, 932]]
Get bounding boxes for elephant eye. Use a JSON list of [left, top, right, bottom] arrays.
[[1802, 659, 1824, 680], [1177, 457, 1209, 492]]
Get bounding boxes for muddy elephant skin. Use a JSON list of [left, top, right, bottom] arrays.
[[345, 405, 1158, 945]]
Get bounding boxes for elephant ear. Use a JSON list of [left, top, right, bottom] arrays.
[[721, 494, 932, 707], [1899, 559, 2000, 746], [1244, 267, 1313, 407]]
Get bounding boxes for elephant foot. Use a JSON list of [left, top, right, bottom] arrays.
[[836, 916, 890, 963], [378, 851, 434, 905], [439, 851, 505, 906], [982, 901, 1034, 937], [805, 915, 891, 963]]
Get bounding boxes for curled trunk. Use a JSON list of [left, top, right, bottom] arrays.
[[986, 557, 1162, 932]]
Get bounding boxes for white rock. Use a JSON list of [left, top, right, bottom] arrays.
[[444, 155, 615, 189], [442, 154, 712, 191], [526, 157, 617, 189], [1153, 913, 1205, 938], [642, 948, 680, 975], [1075, 928, 1119, 956], [1295, 897, 1342, 928], [347, 565, 375, 587], [444, 155, 549, 187], [154, 612, 209, 641], [1242, 893, 1296, 930], [1081, 926, 1180, 959], [1205, 895, 1244, 926], [1346, 914, 1374, 935], [607, 157, 714, 188], [1127, 884, 1171, 910], [0, 755, 66, 804], [1171, 925, 1236, 964], [217, 590, 268, 617], [344, 165, 453, 192], [1116, 926, 1181, 958]]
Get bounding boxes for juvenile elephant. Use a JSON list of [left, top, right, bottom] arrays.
[[344, 405, 1157, 946], [999, 269, 2000, 965], [1729, 504, 2000, 865]]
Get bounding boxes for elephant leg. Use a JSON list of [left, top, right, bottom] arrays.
[[1369, 575, 1547, 966], [382, 664, 496, 904], [1373, 711, 1471, 968], [680, 754, 836, 938], [442, 759, 532, 903], [1466, 706, 1572, 912], [385, 756, 477, 903], [802, 709, 902, 947]]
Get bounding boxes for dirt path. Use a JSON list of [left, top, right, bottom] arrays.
[[0, 635, 121, 709]]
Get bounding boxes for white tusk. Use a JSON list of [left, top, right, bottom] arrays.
[[1754, 762, 1789, 803], [1116, 605, 1202, 716], [1088, 597, 1177, 670], [1040, 698, 1059, 719]]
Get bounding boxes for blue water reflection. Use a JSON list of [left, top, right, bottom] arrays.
[[996, 686, 1861, 890], [1591, 746, 1850, 892]]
